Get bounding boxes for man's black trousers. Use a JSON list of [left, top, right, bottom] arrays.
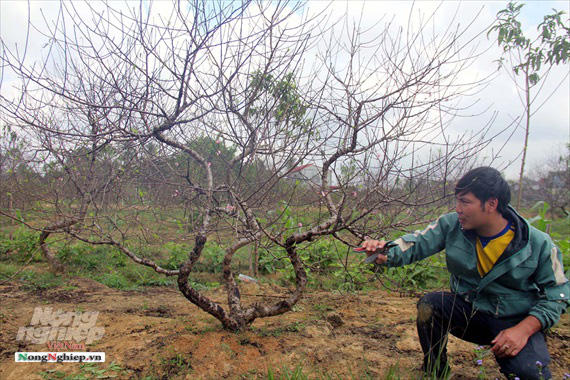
[[416, 291, 551, 379]]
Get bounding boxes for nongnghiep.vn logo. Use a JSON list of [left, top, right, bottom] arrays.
[[15, 352, 105, 363], [16, 307, 105, 345]]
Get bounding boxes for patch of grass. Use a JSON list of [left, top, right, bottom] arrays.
[[183, 318, 220, 334], [39, 370, 72, 380], [51, 239, 224, 290], [255, 325, 285, 338], [267, 364, 309, 380], [80, 362, 125, 377], [221, 342, 237, 358], [382, 364, 404, 380], [0, 261, 21, 279], [119, 265, 174, 287], [255, 321, 307, 337], [379, 361, 433, 380], [39, 361, 126, 380], [94, 272, 131, 289], [312, 303, 334, 313], [51, 240, 179, 289], [266, 362, 376, 380], [19, 271, 64, 291], [285, 321, 306, 333], [159, 352, 193, 377]]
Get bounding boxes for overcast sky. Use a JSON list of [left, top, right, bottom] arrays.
[[1, 1, 568, 180]]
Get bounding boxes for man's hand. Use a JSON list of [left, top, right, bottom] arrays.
[[359, 239, 389, 265], [491, 316, 542, 358]]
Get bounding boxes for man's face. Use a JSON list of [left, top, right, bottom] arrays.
[[455, 191, 492, 231]]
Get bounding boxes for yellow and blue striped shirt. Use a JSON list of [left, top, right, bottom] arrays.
[[476, 222, 515, 276]]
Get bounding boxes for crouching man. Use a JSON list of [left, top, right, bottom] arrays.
[[361, 167, 569, 379]]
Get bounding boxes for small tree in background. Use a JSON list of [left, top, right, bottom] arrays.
[[488, 2, 570, 209]]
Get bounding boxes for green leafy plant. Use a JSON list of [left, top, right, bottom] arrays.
[[528, 201, 552, 232], [162, 241, 227, 273], [162, 242, 190, 270], [529, 201, 570, 276], [332, 265, 372, 293], [379, 254, 447, 295], [192, 242, 226, 273], [300, 239, 338, 274], [258, 247, 283, 274], [0, 227, 40, 262]]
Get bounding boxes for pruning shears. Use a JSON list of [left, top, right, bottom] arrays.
[[354, 242, 398, 264]]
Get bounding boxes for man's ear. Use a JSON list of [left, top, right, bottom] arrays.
[[486, 197, 498, 213]]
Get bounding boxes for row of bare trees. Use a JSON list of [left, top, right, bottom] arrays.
[[1, 0, 497, 330]]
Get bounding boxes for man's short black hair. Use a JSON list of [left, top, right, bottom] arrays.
[[454, 167, 511, 215]]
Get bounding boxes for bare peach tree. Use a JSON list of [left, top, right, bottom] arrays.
[[1, 0, 496, 330]]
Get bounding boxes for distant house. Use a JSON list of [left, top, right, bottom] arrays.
[[287, 163, 332, 187]]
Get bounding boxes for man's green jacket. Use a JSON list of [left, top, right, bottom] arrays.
[[385, 206, 569, 330]]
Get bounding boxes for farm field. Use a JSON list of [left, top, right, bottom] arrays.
[[1, 271, 569, 379], [1, 0, 569, 378], [1, 208, 569, 379]]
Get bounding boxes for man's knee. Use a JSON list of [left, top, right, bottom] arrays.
[[498, 332, 551, 380], [417, 292, 448, 325], [417, 292, 449, 312], [417, 299, 434, 325], [499, 363, 551, 380]]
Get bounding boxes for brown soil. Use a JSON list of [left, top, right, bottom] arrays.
[[0, 278, 568, 379]]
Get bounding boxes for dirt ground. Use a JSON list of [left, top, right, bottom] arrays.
[[0, 277, 568, 379]]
